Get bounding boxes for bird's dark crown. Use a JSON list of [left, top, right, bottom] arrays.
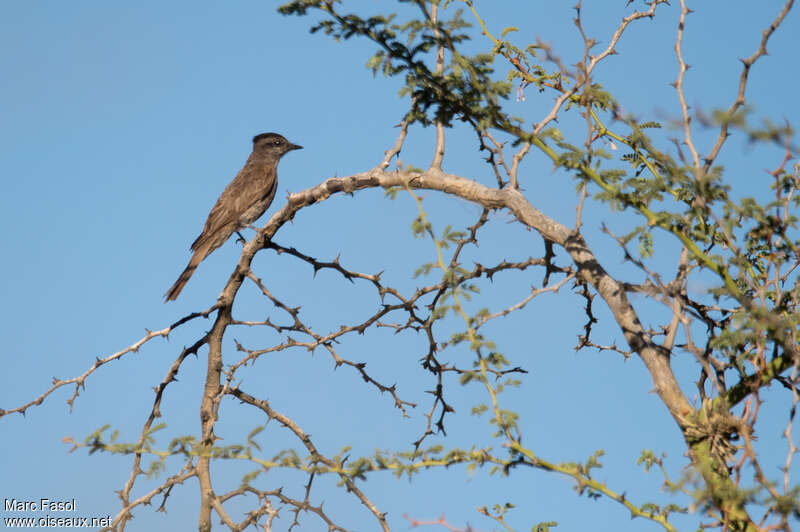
[[253, 132, 286, 144]]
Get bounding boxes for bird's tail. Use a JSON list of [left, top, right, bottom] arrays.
[[164, 249, 206, 302]]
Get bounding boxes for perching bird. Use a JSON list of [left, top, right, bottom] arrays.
[[165, 132, 302, 301]]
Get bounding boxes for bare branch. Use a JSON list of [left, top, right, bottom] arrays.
[[0, 306, 217, 418], [702, 0, 795, 172]]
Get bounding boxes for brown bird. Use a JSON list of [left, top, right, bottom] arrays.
[[165, 132, 302, 301]]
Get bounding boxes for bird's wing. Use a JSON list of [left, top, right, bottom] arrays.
[[190, 160, 275, 251]]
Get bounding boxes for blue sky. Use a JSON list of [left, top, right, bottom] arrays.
[[1, 2, 798, 531]]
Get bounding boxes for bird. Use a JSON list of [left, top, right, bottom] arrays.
[[165, 132, 302, 301]]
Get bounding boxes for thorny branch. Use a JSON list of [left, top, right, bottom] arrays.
[[0, 305, 218, 419]]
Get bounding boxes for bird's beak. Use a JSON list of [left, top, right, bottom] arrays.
[[290, 143, 303, 151]]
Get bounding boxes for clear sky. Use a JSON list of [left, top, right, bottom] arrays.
[[1, 2, 798, 531]]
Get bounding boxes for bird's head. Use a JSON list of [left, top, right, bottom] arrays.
[[252, 132, 303, 158]]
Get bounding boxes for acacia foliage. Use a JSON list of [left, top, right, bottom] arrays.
[[276, 1, 799, 530]]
